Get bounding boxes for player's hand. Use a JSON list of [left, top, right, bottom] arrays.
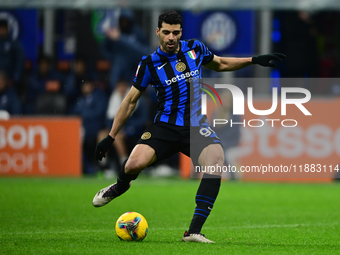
[[95, 135, 115, 161], [252, 53, 286, 67]]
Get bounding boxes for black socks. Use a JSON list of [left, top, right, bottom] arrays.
[[116, 160, 139, 194], [188, 173, 221, 234]]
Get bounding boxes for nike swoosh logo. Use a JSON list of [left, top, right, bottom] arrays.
[[157, 63, 167, 70], [208, 207, 212, 210]]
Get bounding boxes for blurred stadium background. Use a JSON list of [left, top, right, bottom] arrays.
[[1, 0, 340, 180], [2, 1, 340, 254]]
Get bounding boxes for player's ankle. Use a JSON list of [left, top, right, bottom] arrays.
[[115, 181, 130, 195], [188, 228, 201, 235]]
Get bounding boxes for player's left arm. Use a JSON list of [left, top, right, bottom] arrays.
[[204, 53, 286, 72]]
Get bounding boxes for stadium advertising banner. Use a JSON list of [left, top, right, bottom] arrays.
[[182, 78, 340, 182], [0, 118, 81, 176], [182, 11, 255, 55], [0, 9, 39, 61], [239, 98, 340, 181]]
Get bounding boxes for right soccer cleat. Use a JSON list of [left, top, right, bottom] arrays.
[[182, 231, 215, 243], [92, 183, 130, 207]]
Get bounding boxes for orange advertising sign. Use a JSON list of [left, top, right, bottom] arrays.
[[238, 98, 340, 181], [0, 117, 81, 176], [179, 98, 340, 182]]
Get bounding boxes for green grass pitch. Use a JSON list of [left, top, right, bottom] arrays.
[[1, 177, 340, 254]]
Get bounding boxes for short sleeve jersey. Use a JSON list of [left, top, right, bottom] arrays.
[[133, 39, 213, 127]]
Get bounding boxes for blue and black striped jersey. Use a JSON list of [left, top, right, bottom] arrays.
[[133, 39, 213, 127]]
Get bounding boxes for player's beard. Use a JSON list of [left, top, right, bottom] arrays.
[[161, 40, 179, 54]]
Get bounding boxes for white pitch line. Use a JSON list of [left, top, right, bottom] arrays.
[[1, 222, 338, 236]]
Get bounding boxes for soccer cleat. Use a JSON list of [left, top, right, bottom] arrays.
[[92, 183, 130, 207], [182, 230, 215, 243]]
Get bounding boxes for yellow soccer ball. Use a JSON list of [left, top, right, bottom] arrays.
[[115, 212, 148, 241]]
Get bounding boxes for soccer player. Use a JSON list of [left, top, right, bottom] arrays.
[[93, 10, 285, 243]]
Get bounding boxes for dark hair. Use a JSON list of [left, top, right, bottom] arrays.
[[158, 10, 182, 29]]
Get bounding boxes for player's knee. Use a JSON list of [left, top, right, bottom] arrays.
[[125, 157, 147, 174], [200, 155, 223, 167], [210, 153, 224, 166], [202, 148, 224, 166]]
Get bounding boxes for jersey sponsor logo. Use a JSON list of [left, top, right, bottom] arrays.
[[141, 132, 151, 140], [165, 70, 199, 85], [188, 50, 196, 60], [175, 62, 186, 72], [157, 62, 167, 70]]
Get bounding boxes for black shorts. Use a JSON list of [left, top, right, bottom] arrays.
[[137, 122, 222, 166]]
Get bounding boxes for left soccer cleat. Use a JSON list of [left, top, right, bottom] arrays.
[[182, 230, 215, 243], [92, 182, 130, 207]]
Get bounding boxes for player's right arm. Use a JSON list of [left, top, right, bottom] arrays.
[[114, 56, 152, 137], [95, 57, 150, 161], [95, 86, 143, 161], [108, 86, 143, 139]]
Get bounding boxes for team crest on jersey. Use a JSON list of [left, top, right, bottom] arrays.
[[141, 132, 151, 140], [188, 50, 196, 60], [175, 62, 186, 72]]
